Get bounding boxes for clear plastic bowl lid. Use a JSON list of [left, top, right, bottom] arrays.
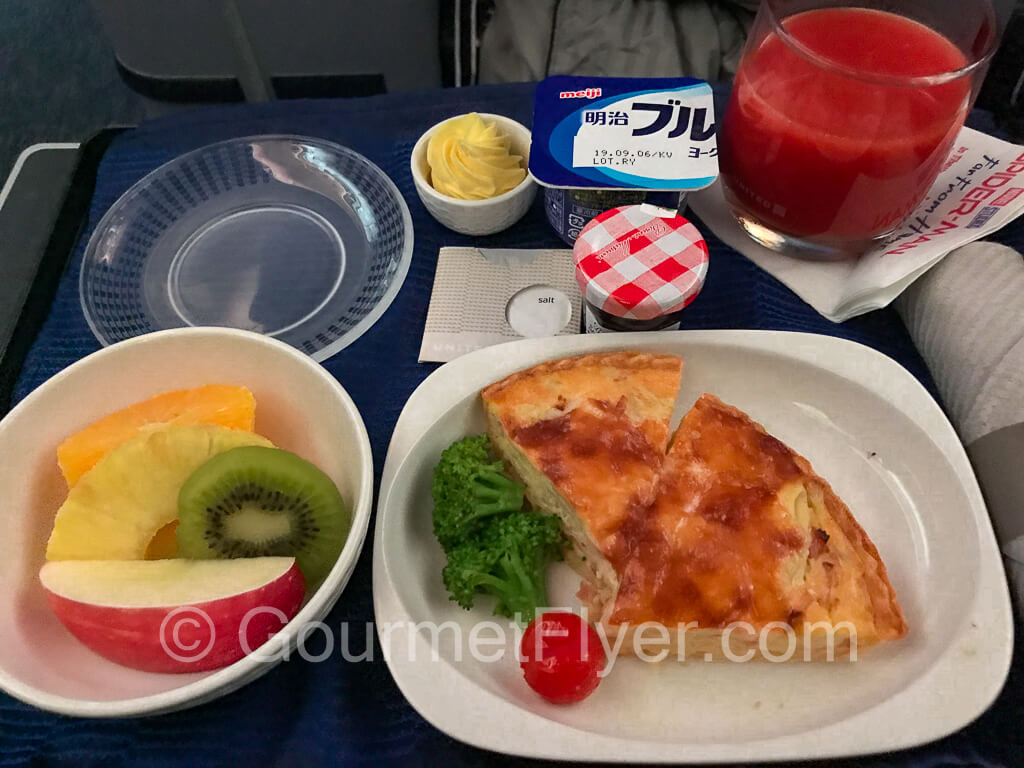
[[80, 135, 413, 361]]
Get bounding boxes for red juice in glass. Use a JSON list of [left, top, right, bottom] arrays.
[[719, 2, 996, 258]]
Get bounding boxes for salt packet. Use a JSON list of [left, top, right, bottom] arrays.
[[689, 127, 1024, 322], [419, 248, 582, 363]]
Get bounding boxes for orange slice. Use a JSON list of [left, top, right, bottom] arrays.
[[57, 385, 257, 487]]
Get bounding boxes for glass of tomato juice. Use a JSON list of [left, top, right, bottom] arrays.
[[719, 0, 999, 259]]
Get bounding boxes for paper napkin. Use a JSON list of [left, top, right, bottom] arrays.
[[688, 127, 1024, 322]]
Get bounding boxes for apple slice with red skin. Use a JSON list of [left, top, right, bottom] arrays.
[[40, 557, 305, 673]]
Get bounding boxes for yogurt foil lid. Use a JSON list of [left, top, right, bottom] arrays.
[[574, 204, 709, 320], [530, 75, 719, 191]]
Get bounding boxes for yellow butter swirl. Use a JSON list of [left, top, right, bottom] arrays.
[[427, 113, 526, 200]]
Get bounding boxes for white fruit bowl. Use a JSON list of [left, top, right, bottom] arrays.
[[0, 327, 373, 717]]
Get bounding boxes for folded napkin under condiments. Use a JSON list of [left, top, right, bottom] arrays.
[[419, 247, 582, 363]]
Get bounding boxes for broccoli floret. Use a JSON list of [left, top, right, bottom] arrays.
[[432, 435, 567, 622], [440, 541, 499, 611], [441, 509, 566, 622], [431, 435, 525, 549]]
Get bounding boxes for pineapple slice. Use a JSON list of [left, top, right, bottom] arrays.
[[57, 385, 257, 487], [46, 424, 272, 561]]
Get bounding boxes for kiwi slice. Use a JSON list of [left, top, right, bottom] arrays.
[[176, 446, 349, 586]]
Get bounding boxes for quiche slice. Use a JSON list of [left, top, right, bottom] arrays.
[[481, 352, 684, 606], [595, 394, 907, 660], [483, 350, 907, 661]]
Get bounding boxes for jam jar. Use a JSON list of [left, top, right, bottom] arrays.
[[573, 204, 708, 333], [545, 188, 685, 246]]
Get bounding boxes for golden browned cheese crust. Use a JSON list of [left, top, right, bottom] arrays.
[[609, 395, 906, 647], [482, 356, 906, 659], [482, 352, 683, 548]]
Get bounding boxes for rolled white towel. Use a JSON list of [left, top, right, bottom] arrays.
[[898, 241, 1024, 445], [897, 241, 1024, 609]]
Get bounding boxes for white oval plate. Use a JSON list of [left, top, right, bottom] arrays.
[[372, 331, 1012, 763]]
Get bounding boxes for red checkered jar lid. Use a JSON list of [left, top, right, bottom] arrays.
[[573, 205, 709, 321]]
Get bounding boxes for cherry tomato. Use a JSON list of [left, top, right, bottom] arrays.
[[520, 612, 606, 704]]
